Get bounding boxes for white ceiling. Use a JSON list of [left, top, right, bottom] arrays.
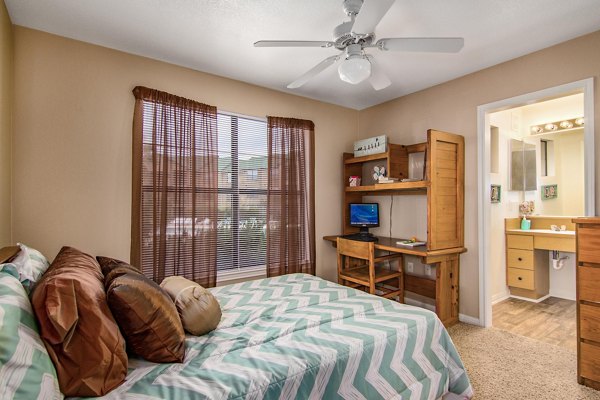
[[5, 0, 600, 110]]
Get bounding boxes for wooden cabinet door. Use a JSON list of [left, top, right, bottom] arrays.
[[427, 130, 464, 250]]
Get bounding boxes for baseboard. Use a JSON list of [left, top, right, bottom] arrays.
[[509, 294, 551, 303], [458, 313, 481, 326], [491, 291, 510, 305], [548, 291, 576, 301], [403, 297, 481, 326]]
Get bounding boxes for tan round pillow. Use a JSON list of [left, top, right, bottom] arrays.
[[160, 276, 222, 336]]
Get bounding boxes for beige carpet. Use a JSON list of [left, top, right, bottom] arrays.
[[448, 323, 600, 400]]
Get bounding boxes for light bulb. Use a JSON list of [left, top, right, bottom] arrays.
[[531, 126, 543, 134], [338, 56, 371, 85], [544, 123, 557, 131], [575, 117, 584, 126], [559, 121, 573, 129]]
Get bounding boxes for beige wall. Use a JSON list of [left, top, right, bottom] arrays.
[[358, 30, 600, 319], [12, 27, 358, 281], [11, 23, 600, 320], [0, 0, 12, 247]]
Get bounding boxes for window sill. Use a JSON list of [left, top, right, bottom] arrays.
[[216, 265, 266, 286]]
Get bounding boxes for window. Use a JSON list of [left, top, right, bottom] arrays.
[[246, 169, 258, 180], [217, 113, 268, 276], [540, 139, 555, 177], [133, 86, 313, 285], [490, 126, 499, 174]]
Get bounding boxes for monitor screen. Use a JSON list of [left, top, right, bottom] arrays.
[[349, 203, 379, 227]]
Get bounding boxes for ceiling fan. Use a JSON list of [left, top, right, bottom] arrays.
[[254, 0, 464, 91]]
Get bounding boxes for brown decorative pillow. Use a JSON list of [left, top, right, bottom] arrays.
[[106, 270, 186, 363], [160, 276, 222, 336], [97, 255, 140, 276], [30, 246, 128, 397], [96, 256, 142, 287]]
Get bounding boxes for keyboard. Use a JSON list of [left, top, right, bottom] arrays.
[[340, 233, 378, 242]]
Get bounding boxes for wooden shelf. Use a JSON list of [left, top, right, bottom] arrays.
[[344, 151, 390, 164], [346, 180, 429, 193]]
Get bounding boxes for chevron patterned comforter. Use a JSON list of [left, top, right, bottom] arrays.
[[91, 273, 473, 400]]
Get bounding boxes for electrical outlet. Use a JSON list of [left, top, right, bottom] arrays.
[[425, 265, 432, 275], [407, 262, 414, 273]]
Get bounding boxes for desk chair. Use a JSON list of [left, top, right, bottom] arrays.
[[336, 237, 404, 302]]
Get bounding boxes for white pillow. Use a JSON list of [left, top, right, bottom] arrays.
[[10, 243, 50, 293]]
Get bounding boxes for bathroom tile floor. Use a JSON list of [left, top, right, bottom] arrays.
[[492, 296, 577, 352]]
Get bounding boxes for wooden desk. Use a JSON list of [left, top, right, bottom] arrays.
[[323, 235, 466, 327]]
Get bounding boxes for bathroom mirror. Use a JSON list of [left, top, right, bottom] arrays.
[[510, 139, 537, 191]]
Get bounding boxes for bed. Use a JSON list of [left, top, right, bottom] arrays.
[[88, 273, 472, 399]]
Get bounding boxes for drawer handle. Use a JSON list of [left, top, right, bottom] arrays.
[[518, 277, 523, 280], [518, 257, 522, 261]]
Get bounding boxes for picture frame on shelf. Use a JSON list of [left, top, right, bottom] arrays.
[[490, 184, 501, 203], [348, 176, 361, 187], [353, 135, 387, 157]]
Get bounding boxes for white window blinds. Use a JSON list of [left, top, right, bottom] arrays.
[[217, 113, 268, 272]]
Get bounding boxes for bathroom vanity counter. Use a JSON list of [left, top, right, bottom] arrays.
[[505, 216, 578, 300], [505, 228, 575, 236]]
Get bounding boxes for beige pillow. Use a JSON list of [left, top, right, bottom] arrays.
[[160, 276, 222, 336]]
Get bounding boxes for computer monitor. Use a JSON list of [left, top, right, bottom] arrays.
[[349, 203, 379, 235]]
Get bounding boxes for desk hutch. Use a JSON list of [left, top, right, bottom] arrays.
[[325, 129, 465, 326]]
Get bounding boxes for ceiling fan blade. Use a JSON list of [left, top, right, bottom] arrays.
[[287, 55, 339, 89], [351, 0, 395, 34], [376, 37, 464, 53], [366, 56, 391, 91], [254, 40, 334, 48]]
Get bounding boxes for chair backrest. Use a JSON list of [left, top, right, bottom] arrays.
[[336, 238, 375, 261]]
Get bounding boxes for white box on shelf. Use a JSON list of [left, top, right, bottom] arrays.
[[353, 135, 387, 157]]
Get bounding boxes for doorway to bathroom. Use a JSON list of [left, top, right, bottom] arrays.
[[477, 79, 595, 349]]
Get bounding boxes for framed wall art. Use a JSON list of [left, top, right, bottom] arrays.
[[491, 184, 501, 203], [542, 184, 558, 200]]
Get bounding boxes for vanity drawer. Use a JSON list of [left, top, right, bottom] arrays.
[[535, 236, 575, 252], [580, 342, 600, 382], [506, 234, 533, 250], [580, 304, 600, 343], [507, 249, 533, 270], [579, 266, 600, 303], [507, 268, 534, 290], [578, 227, 600, 265]]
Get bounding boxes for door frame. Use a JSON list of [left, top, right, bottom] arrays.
[[477, 78, 595, 327]]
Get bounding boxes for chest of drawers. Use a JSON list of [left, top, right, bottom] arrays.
[[574, 217, 600, 390]]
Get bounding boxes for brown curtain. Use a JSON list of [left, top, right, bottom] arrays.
[[266, 116, 316, 277], [131, 86, 218, 287]]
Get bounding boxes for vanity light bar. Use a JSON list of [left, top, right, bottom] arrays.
[[531, 117, 584, 135]]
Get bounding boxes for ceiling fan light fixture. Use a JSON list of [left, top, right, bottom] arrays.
[[338, 56, 371, 84]]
